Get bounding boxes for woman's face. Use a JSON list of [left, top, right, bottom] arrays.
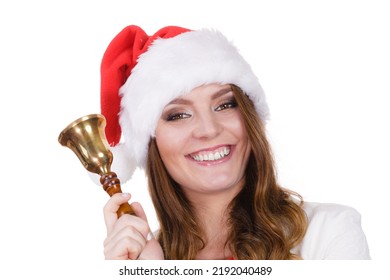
[[155, 83, 251, 198]]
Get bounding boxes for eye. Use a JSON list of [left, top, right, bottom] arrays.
[[215, 99, 237, 111], [166, 112, 191, 121]]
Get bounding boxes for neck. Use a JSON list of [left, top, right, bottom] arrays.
[[181, 178, 245, 259], [186, 189, 240, 260], [185, 176, 244, 220]]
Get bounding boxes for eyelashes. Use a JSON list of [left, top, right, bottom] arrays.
[[215, 99, 237, 111], [165, 98, 238, 122], [166, 112, 191, 121]]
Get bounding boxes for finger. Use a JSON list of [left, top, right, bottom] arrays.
[[104, 225, 146, 260], [104, 234, 146, 260], [131, 202, 154, 240], [103, 193, 131, 234], [104, 211, 150, 246]]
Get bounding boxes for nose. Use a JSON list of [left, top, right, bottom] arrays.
[[192, 110, 223, 139]]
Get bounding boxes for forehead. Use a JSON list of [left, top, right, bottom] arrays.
[[167, 84, 232, 106]]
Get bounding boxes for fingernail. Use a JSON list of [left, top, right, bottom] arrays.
[[147, 232, 154, 241], [121, 193, 130, 197]]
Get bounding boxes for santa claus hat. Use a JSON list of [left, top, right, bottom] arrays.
[[100, 25, 269, 182]]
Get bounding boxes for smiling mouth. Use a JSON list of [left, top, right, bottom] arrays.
[[188, 145, 231, 162]]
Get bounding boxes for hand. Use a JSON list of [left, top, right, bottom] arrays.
[[103, 193, 164, 260]]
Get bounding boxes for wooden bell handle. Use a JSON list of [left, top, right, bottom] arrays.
[[100, 172, 135, 217]]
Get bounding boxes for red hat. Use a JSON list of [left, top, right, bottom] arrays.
[[100, 25, 269, 182]]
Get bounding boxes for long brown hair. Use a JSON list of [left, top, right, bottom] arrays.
[[146, 85, 307, 259]]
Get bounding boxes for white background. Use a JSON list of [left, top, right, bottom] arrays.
[[0, 0, 389, 278]]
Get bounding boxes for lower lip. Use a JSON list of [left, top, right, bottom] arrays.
[[186, 146, 234, 166]]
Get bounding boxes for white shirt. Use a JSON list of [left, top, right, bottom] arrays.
[[153, 201, 370, 259], [292, 202, 370, 259]]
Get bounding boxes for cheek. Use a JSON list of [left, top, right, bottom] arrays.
[[228, 114, 252, 159], [155, 124, 186, 162], [226, 113, 248, 141], [155, 126, 190, 184]]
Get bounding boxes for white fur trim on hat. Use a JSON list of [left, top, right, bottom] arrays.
[[118, 28, 269, 174]]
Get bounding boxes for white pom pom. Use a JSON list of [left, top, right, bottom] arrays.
[[110, 143, 137, 183], [87, 171, 101, 185], [86, 142, 137, 185]]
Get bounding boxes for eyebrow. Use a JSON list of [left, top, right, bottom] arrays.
[[167, 87, 232, 106]]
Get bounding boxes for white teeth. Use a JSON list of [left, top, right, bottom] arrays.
[[223, 147, 228, 155], [191, 147, 231, 162]]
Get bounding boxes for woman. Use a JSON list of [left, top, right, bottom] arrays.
[[100, 25, 370, 260]]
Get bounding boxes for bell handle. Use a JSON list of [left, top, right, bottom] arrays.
[[117, 203, 136, 217], [100, 172, 135, 217]]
